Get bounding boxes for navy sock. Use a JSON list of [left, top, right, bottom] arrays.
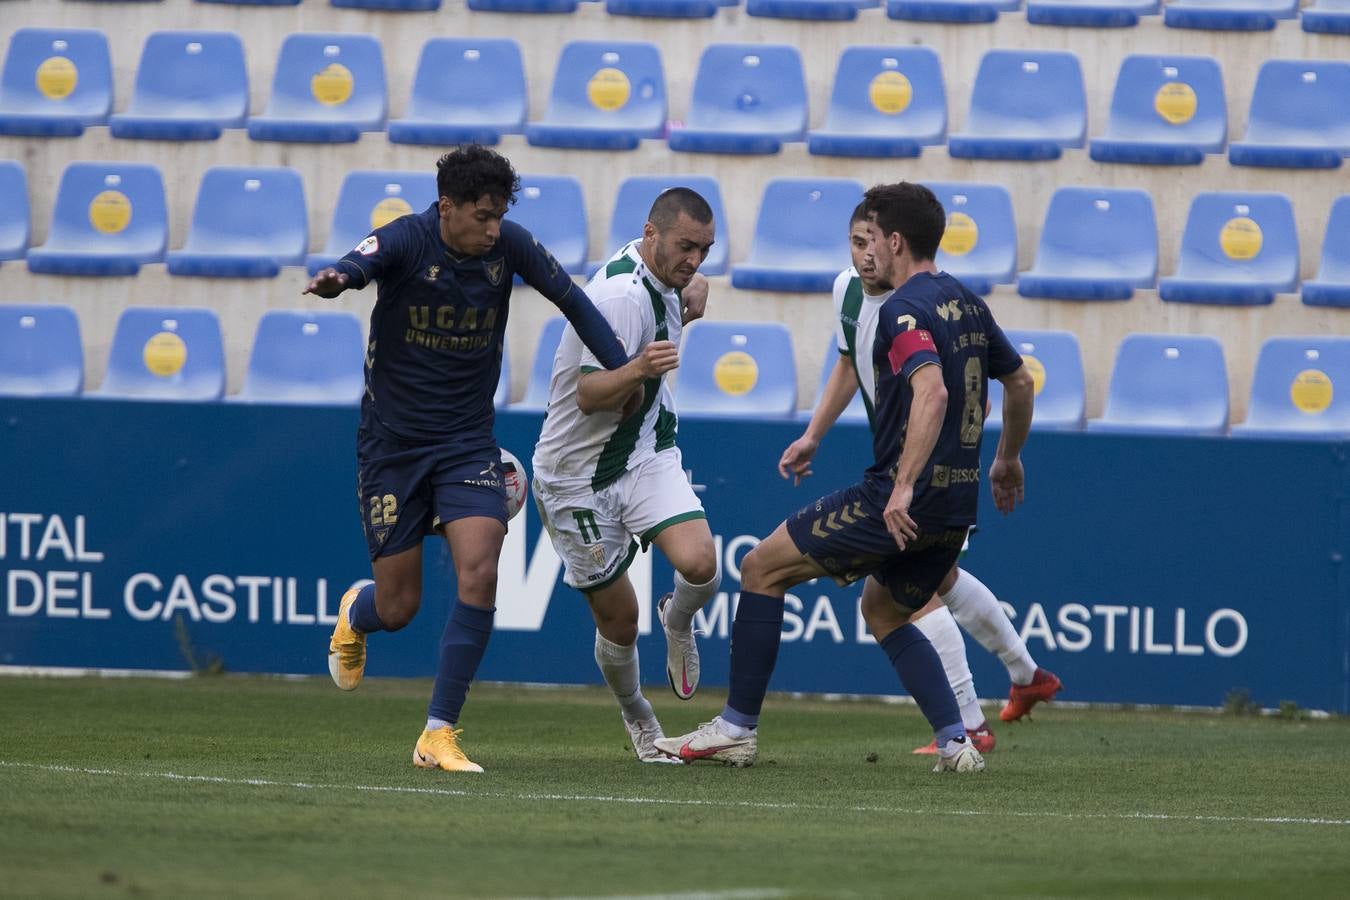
[[348, 583, 387, 633], [721, 591, 785, 730], [880, 623, 965, 745], [428, 600, 495, 725]]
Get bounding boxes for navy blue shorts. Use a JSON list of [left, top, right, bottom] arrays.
[[356, 429, 508, 561], [785, 480, 968, 611]]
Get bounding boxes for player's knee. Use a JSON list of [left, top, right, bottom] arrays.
[[456, 558, 499, 604], [679, 545, 719, 587], [738, 546, 775, 593]]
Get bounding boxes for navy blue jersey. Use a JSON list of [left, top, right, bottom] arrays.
[[866, 272, 1022, 527], [335, 204, 605, 447]]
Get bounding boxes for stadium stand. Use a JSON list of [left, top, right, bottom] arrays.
[[97, 306, 227, 402], [247, 34, 387, 144], [677, 321, 797, 419], [331, 0, 441, 10], [468, 0, 580, 13], [1302, 0, 1350, 32], [0, 28, 112, 137], [1228, 60, 1350, 170], [0, 304, 83, 397], [667, 44, 807, 155], [26, 162, 168, 277], [109, 31, 248, 141], [166, 166, 308, 278], [0, 160, 29, 263], [233, 310, 364, 405], [605, 0, 721, 16], [599, 174, 729, 276], [1158, 192, 1299, 306], [1163, 0, 1297, 30], [806, 46, 947, 159], [746, 0, 877, 21], [985, 329, 1086, 431], [513, 316, 566, 411], [1089, 55, 1226, 166], [196, 0, 299, 6], [388, 38, 526, 147], [525, 41, 667, 151], [730, 177, 862, 292], [923, 181, 1017, 296], [948, 50, 1086, 161], [1234, 337, 1350, 437], [1017, 187, 1158, 301], [1089, 334, 1229, 435], [1302, 195, 1350, 308], [1025, 0, 1158, 27], [804, 335, 869, 424], [306, 170, 437, 276], [506, 175, 589, 276], [886, 0, 1018, 23]]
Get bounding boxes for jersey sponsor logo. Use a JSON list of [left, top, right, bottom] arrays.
[[930, 465, 981, 488], [425, 265, 440, 281], [935, 298, 964, 321], [355, 235, 378, 256], [484, 258, 504, 286], [888, 329, 938, 374]]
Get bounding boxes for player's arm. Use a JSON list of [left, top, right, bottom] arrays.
[[577, 342, 679, 415], [883, 323, 946, 549], [779, 354, 857, 484], [988, 322, 1031, 514], [303, 220, 408, 298], [679, 273, 709, 326]]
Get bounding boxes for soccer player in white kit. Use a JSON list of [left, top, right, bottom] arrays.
[[533, 188, 722, 763], [778, 203, 1062, 755]]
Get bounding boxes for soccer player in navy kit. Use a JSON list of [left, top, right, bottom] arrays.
[[306, 146, 629, 773], [657, 182, 1035, 772]]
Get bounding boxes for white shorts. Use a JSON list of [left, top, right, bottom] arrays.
[[533, 448, 706, 592]]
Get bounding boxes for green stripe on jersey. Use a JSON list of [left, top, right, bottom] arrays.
[[654, 403, 677, 452], [605, 256, 638, 279], [839, 276, 864, 358]]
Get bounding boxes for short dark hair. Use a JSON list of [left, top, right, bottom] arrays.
[[862, 182, 946, 262], [436, 145, 521, 207], [849, 201, 868, 227], [648, 187, 714, 230]]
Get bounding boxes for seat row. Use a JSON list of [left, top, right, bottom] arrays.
[[3, 160, 1348, 308], [3, 303, 1346, 438], [4, 29, 1350, 169], [68, 0, 1350, 32]]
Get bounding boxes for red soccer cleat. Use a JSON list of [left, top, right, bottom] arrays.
[[911, 722, 996, 755], [999, 668, 1063, 722]]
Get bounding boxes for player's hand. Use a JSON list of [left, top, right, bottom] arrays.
[[633, 340, 679, 379], [681, 274, 709, 326], [777, 435, 819, 485], [304, 267, 349, 298], [990, 456, 1025, 515], [884, 482, 918, 550]]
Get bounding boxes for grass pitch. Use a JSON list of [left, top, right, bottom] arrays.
[[1, 674, 1348, 899]]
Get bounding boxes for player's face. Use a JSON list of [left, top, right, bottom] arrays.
[[866, 215, 905, 286], [849, 221, 888, 292], [646, 212, 715, 289], [439, 194, 509, 257]]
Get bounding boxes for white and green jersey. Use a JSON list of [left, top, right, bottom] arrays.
[[533, 241, 682, 494], [831, 266, 891, 428]]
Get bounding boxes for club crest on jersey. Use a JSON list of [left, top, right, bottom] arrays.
[[589, 544, 607, 567], [484, 258, 504, 286], [425, 265, 440, 281], [355, 235, 379, 256]]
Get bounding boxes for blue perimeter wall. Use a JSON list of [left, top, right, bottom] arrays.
[[1, 398, 1347, 713]]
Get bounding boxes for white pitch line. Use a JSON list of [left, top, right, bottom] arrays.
[[2, 760, 1348, 828]]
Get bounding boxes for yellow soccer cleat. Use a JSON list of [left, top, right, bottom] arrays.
[[327, 587, 366, 691], [413, 726, 484, 774]]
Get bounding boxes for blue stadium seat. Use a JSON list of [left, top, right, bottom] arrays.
[[332, 0, 439, 9], [109, 31, 248, 141], [1089, 55, 1226, 166], [1229, 60, 1350, 170], [0, 29, 112, 137], [1088, 334, 1229, 435], [923, 182, 1016, 296], [807, 47, 946, 159], [949, 51, 1086, 161], [388, 39, 525, 146], [1234, 337, 1350, 437], [1158, 192, 1298, 306], [1026, 0, 1157, 26], [886, 0, 1018, 24], [514, 317, 566, 410], [504, 176, 588, 277], [730, 178, 863, 293], [803, 336, 868, 424], [167, 167, 308, 278], [605, 0, 720, 16], [667, 45, 807, 155], [600, 175, 729, 276], [1164, 0, 1296, 29], [495, 341, 511, 408], [0, 304, 82, 397], [197, 0, 299, 6], [1017, 187, 1158, 301], [307, 170, 437, 276], [247, 34, 386, 143], [677, 322, 796, 419], [747, 0, 877, 20], [234, 310, 364, 405], [468, 0, 579, 11], [98, 307, 226, 402], [986, 330, 1086, 431], [1303, 196, 1350, 308], [26, 163, 167, 277], [1303, 0, 1350, 32], [0, 161, 29, 263], [525, 42, 666, 151]]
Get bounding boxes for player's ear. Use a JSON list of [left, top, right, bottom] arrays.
[[437, 196, 453, 217], [642, 221, 658, 243]]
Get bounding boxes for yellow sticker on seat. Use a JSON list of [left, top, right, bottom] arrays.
[[370, 197, 414, 230], [312, 64, 353, 106], [1022, 354, 1046, 396], [89, 190, 132, 234], [1154, 82, 1197, 126], [587, 68, 631, 111], [1290, 369, 1332, 414], [36, 56, 77, 100], [941, 213, 979, 257], [1219, 217, 1262, 260], [714, 351, 758, 396], [869, 71, 912, 115], [143, 332, 187, 377]]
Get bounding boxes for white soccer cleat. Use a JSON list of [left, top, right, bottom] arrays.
[[625, 716, 683, 765], [933, 740, 986, 774], [658, 593, 700, 701], [653, 717, 757, 767]]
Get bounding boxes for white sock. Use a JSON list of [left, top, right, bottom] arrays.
[[594, 631, 655, 724], [716, 717, 754, 738], [664, 565, 721, 633], [941, 569, 1038, 686], [426, 717, 451, 732], [913, 605, 985, 731]]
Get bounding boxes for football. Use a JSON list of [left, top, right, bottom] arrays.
[[499, 447, 529, 520]]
